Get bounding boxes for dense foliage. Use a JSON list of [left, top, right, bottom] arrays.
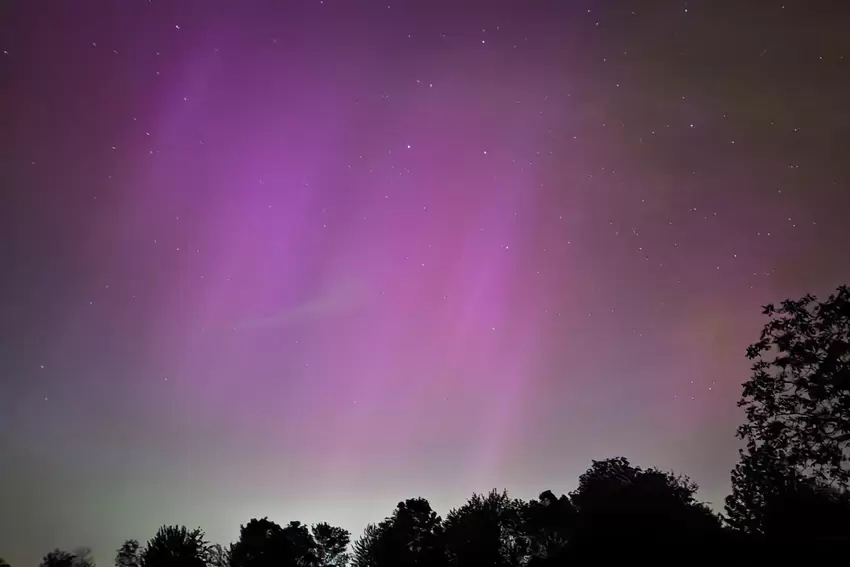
[[737, 285, 850, 485], [727, 285, 850, 537]]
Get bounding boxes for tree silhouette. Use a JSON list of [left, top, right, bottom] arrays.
[[737, 285, 850, 486], [40, 550, 76, 567], [140, 526, 209, 567], [229, 518, 289, 567], [442, 489, 528, 567], [37, 548, 94, 567], [310, 523, 349, 567], [0, 557, 9, 567], [523, 490, 577, 565], [351, 498, 443, 567], [280, 521, 318, 566], [71, 548, 95, 567], [206, 544, 231, 567], [230, 517, 320, 567], [726, 443, 850, 540], [727, 444, 792, 535], [116, 540, 141, 567], [351, 523, 385, 567], [568, 457, 722, 555]]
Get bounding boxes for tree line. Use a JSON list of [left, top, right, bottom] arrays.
[[11, 285, 850, 565]]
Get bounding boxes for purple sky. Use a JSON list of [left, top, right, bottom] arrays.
[[2, 0, 850, 565]]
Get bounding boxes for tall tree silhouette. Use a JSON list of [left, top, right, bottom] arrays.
[[140, 526, 209, 567], [442, 489, 528, 567], [311, 523, 349, 567], [737, 285, 850, 486], [351, 498, 443, 567], [568, 457, 721, 555], [115, 540, 141, 567]]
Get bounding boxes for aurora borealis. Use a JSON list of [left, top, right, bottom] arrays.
[[2, 0, 849, 564]]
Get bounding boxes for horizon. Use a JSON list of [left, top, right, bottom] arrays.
[[2, 0, 849, 565]]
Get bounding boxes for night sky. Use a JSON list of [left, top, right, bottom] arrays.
[[2, 0, 849, 564]]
